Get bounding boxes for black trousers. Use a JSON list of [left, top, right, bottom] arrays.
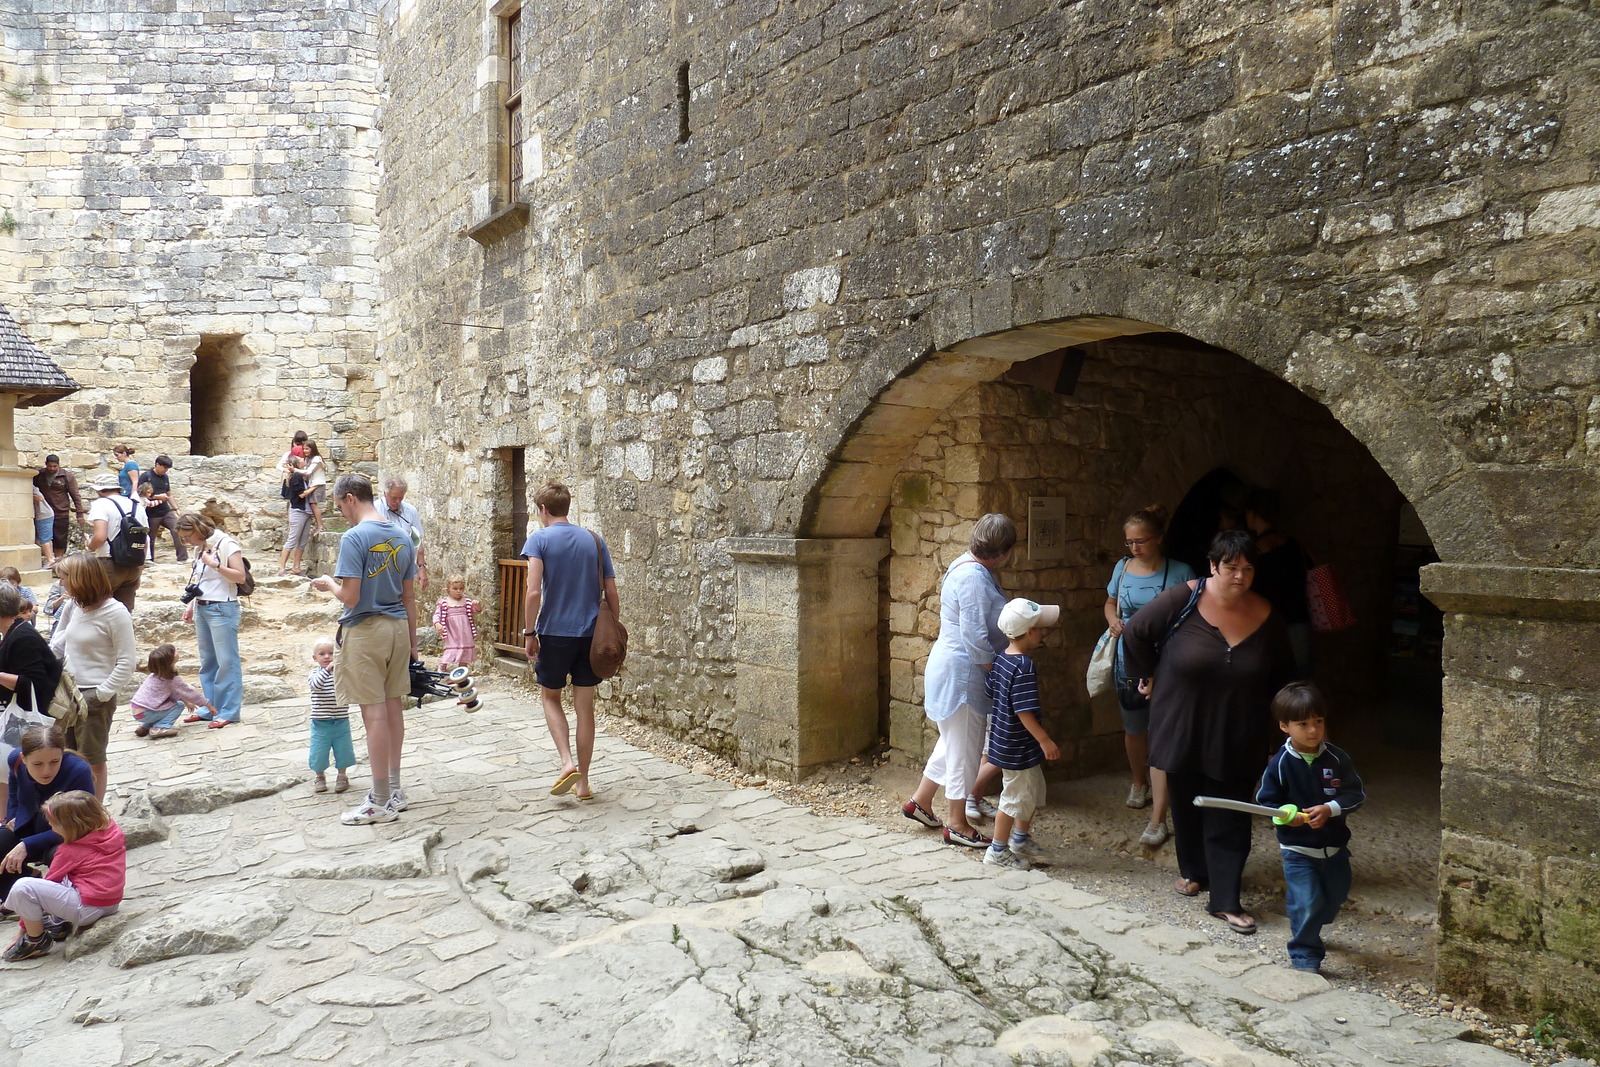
[[1167, 768, 1254, 914], [0, 824, 48, 904]]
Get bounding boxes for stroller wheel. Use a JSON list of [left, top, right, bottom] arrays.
[[446, 666, 472, 686], [461, 697, 482, 713]]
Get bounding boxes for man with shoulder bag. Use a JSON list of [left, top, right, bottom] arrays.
[[522, 481, 622, 803], [86, 478, 147, 612]]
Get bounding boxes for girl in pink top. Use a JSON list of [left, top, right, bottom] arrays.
[[433, 573, 481, 667], [131, 643, 213, 739], [2, 790, 124, 961]]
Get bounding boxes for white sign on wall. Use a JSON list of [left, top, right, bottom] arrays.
[[1028, 497, 1067, 561]]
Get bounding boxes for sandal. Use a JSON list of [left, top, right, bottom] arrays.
[[208, 719, 232, 729], [549, 769, 581, 796], [1211, 911, 1257, 935], [1174, 877, 1203, 897], [574, 791, 595, 802], [182, 714, 211, 724]]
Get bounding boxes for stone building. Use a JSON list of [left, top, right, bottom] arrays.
[[0, 0, 384, 535], [376, 0, 1600, 1033]]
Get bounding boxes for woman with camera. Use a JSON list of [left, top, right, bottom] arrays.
[[175, 514, 246, 728]]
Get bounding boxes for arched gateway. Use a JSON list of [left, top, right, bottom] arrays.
[[727, 268, 1598, 1033]]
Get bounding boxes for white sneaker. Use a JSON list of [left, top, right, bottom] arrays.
[[965, 796, 998, 821], [341, 795, 397, 825], [983, 846, 1029, 870], [1009, 837, 1047, 864], [1126, 783, 1151, 809], [389, 788, 408, 812]]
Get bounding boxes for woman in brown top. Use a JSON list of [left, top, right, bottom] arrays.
[[1122, 529, 1295, 935]]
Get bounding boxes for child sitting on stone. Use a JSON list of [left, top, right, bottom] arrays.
[[2, 790, 124, 961], [982, 598, 1062, 871], [1255, 681, 1366, 972]]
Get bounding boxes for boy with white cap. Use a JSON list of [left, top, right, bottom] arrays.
[[982, 597, 1062, 870]]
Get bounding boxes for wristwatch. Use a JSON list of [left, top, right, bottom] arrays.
[[521, 629, 536, 637]]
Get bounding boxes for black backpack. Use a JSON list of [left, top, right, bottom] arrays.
[[107, 497, 148, 567]]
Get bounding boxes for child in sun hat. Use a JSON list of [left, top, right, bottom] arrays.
[[982, 598, 1062, 871]]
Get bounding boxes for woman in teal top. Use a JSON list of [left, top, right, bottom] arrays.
[[1103, 505, 1194, 847], [112, 446, 139, 498]]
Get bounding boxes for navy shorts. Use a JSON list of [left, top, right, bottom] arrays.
[[534, 633, 600, 689]]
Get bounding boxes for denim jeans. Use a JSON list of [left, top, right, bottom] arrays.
[[1281, 848, 1352, 969], [134, 701, 185, 730], [193, 600, 243, 722]]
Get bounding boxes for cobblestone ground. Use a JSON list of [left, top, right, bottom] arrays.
[[0, 681, 1534, 1067]]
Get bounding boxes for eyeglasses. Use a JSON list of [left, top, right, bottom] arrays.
[[1124, 537, 1154, 547]]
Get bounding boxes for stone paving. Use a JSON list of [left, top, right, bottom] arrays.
[[0, 679, 1532, 1067]]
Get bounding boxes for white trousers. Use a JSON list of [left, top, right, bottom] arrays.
[[4, 876, 118, 927], [921, 704, 987, 802]]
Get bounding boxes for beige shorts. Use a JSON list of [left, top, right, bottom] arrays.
[[335, 615, 410, 706], [998, 765, 1046, 823]]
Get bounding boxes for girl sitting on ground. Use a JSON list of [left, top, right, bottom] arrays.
[[2, 789, 124, 961], [0, 725, 95, 902], [130, 643, 213, 739]]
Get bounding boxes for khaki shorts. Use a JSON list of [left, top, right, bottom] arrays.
[[335, 615, 411, 706], [998, 765, 1046, 823], [69, 693, 116, 766]]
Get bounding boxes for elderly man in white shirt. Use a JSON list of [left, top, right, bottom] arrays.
[[375, 476, 428, 592], [901, 513, 1016, 848]]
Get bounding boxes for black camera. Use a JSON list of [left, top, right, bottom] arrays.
[[180, 584, 202, 604]]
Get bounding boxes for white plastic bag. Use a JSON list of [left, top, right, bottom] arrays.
[[1086, 629, 1116, 698], [0, 699, 51, 748]]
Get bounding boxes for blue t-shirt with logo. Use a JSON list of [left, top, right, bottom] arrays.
[[520, 521, 615, 638], [335, 518, 417, 627]]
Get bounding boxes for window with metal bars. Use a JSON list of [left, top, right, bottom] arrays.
[[505, 9, 524, 202]]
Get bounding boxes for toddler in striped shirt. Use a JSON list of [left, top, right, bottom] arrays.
[[982, 598, 1062, 871], [307, 637, 355, 793]]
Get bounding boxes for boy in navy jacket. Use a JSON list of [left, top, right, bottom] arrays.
[[1256, 681, 1365, 972]]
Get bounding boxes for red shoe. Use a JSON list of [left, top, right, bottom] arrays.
[[182, 715, 210, 724]]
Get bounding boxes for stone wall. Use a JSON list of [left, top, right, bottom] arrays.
[[376, 0, 1599, 1028], [0, 0, 383, 469]]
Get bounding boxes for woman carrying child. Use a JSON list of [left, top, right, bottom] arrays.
[[433, 574, 481, 669], [0, 725, 95, 902], [2, 789, 124, 961], [130, 644, 214, 739], [278, 456, 314, 577]]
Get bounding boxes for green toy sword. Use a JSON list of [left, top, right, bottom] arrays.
[[1193, 795, 1301, 825]]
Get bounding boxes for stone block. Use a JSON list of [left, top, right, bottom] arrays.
[[1541, 691, 1600, 786], [1439, 676, 1539, 775], [1542, 856, 1600, 962], [1437, 829, 1542, 946]]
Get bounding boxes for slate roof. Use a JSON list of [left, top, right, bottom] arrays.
[[0, 302, 77, 407]]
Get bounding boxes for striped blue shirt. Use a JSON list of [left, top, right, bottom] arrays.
[[984, 652, 1044, 770]]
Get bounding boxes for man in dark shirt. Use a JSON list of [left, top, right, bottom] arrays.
[[136, 455, 187, 562], [32, 455, 84, 557]]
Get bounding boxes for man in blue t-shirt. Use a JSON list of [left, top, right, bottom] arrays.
[[312, 473, 418, 826], [521, 480, 620, 801]]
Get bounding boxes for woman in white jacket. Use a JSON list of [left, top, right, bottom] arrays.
[[47, 554, 136, 799]]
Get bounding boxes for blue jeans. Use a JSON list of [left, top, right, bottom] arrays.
[[134, 701, 185, 730], [309, 718, 356, 773], [193, 600, 243, 722], [1282, 848, 1352, 969]]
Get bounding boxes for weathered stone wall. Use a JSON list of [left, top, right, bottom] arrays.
[[0, 0, 383, 472], [377, 0, 1600, 1028], [882, 336, 1400, 775]]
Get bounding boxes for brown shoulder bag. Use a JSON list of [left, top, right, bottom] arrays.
[[588, 529, 627, 679]]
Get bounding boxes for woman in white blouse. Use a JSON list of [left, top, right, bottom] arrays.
[[47, 554, 136, 798], [175, 513, 247, 727]]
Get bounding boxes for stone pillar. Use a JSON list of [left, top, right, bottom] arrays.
[[0, 395, 43, 576], [726, 537, 890, 780], [1421, 563, 1600, 1037]]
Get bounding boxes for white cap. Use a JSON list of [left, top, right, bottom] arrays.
[[91, 477, 123, 493], [998, 598, 1061, 638]]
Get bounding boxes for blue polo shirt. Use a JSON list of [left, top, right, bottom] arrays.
[[521, 521, 615, 638]]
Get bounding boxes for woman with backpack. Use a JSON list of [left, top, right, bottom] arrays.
[[174, 514, 246, 728]]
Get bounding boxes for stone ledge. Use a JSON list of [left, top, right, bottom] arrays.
[[725, 536, 889, 564], [465, 202, 529, 246], [1421, 563, 1600, 620]]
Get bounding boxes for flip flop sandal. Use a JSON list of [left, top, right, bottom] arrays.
[[574, 791, 595, 801], [549, 770, 581, 795], [1211, 911, 1257, 934], [1174, 878, 1203, 897]]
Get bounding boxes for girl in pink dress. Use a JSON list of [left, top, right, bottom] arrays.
[[433, 574, 481, 668]]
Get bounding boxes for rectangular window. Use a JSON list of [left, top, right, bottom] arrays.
[[505, 9, 524, 202]]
